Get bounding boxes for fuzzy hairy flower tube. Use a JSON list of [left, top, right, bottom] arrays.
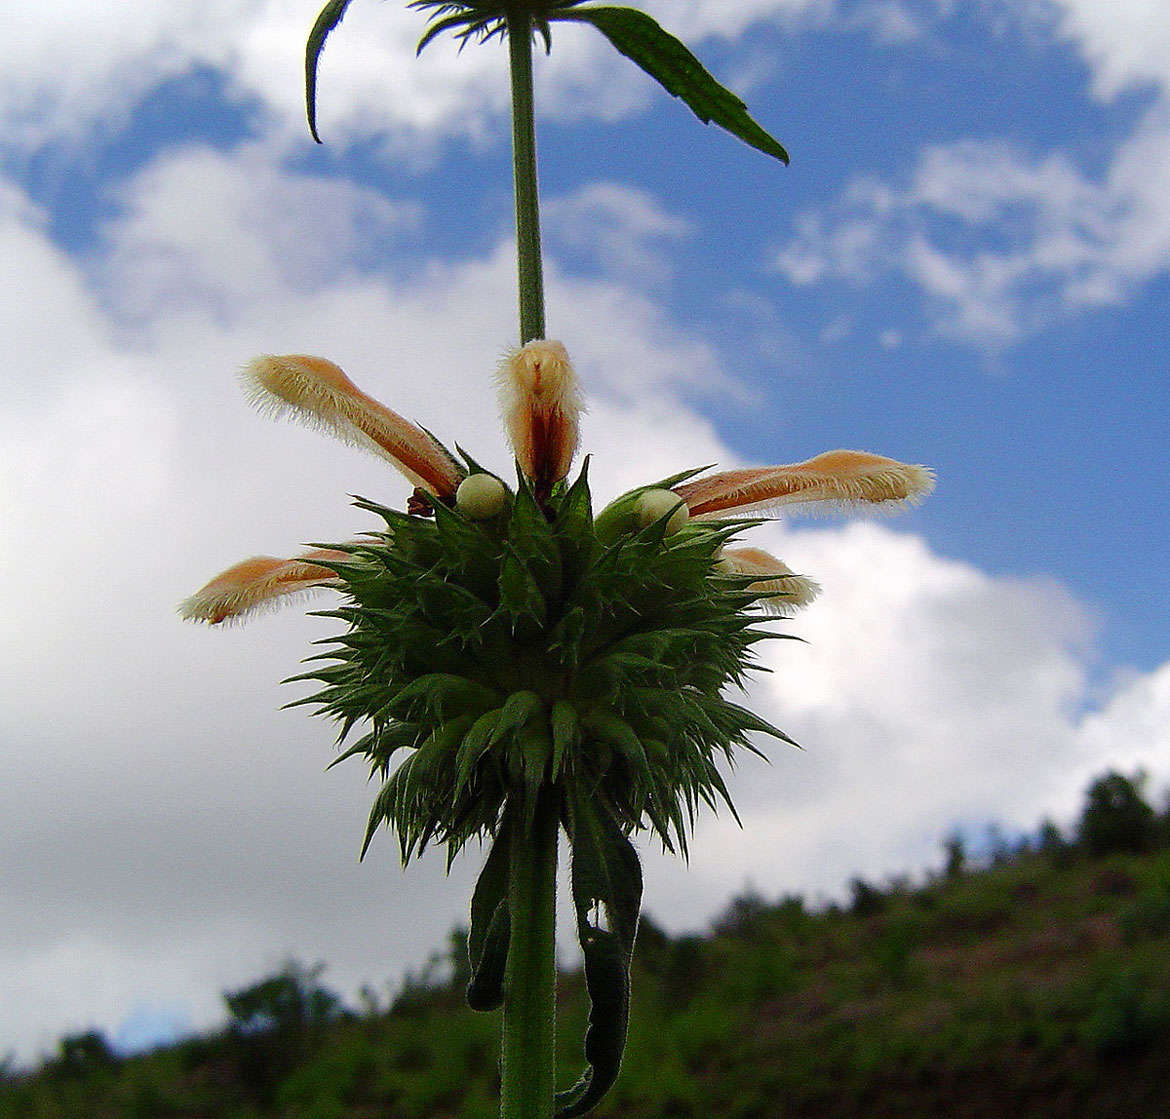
[[182, 339, 932, 1116]]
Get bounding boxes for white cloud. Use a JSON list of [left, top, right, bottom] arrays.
[[544, 182, 694, 285], [769, 1, 1170, 347], [1045, 0, 1170, 100], [774, 118, 1170, 345], [3, 126, 1169, 1072], [96, 142, 421, 321]]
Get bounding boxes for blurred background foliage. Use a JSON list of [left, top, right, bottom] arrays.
[[6, 769, 1170, 1118]]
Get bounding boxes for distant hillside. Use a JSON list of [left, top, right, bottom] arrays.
[[6, 771, 1170, 1118]]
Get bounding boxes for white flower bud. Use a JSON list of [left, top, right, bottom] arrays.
[[634, 489, 690, 536], [456, 473, 508, 520]]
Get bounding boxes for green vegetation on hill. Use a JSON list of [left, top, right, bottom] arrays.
[[6, 770, 1170, 1118]]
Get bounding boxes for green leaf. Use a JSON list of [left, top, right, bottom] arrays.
[[498, 552, 547, 627], [557, 791, 643, 1117], [305, 0, 356, 143], [490, 690, 544, 747], [581, 711, 649, 778], [383, 673, 498, 721], [518, 721, 553, 824], [455, 708, 505, 795], [466, 818, 511, 1012], [550, 700, 579, 780], [554, 458, 596, 586], [509, 480, 563, 600], [558, 7, 789, 163]]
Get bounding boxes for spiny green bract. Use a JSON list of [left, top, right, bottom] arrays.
[[290, 460, 795, 865]]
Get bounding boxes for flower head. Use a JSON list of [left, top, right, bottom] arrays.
[[183, 342, 932, 846], [185, 340, 933, 1118]]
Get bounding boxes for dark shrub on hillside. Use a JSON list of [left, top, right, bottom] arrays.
[[1038, 817, 1073, 866], [225, 960, 345, 1036], [849, 877, 885, 917], [1083, 969, 1170, 1060], [52, 1031, 116, 1077], [1078, 771, 1157, 857], [943, 832, 966, 879], [713, 889, 771, 938]]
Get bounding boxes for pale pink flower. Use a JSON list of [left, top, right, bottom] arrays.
[[716, 547, 820, 616], [674, 450, 934, 519], [179, 546, 359, 625], [496, 340, 583, 498], [244, 354, 462, 500]]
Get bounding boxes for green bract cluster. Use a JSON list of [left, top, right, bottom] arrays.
[[294, 460, 794, 867]]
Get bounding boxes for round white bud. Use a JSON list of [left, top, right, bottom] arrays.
[[456, 474, 508, 520], [634, 489, 690, 536]]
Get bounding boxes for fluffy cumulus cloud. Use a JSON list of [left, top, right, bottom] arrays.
[[2, 136, 1170, 1066], [774, 136, 1153, 344], [773, 0, 1170, 346], [544, 182, 695, 284], [1046, 0, 1170, 100]]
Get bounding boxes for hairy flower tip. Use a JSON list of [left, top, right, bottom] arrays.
[[243, 354, 462, 500], [497, 340, 583, 496], [179, 547, 353, 625], [676, 450, 936, 519], [716, 547, 821, 616]]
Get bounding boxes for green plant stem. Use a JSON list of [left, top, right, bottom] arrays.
[[507, 12, 546, 344], [501, 18, 555, 1118], [501, 790, 559, 1119]]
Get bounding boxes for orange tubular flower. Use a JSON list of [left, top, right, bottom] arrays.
[[716, 547, 821, 616], [179, 546, 360, 625], [244, 354, 462, 500], [182, 350, 477, 625], [496, 340, 583, 500], [674, 450, 935, 519]]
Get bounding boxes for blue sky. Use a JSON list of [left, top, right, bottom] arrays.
[[2, 0, 1168, 1064]]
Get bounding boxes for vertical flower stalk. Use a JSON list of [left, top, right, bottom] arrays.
[[505, 16, 553, 1118], [508, 11, 546, 346], [501, 789, 559, 1119]]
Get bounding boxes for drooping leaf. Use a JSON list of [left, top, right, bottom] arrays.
[[305, 0, 356, 143], [557, 6, 789, 163], [466, 818, 512, 1011], [557, 790, 643, 1117]]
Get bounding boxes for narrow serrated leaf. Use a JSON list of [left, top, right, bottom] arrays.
[[559, 7, 788, 163], [305, 0, 356, 143]]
